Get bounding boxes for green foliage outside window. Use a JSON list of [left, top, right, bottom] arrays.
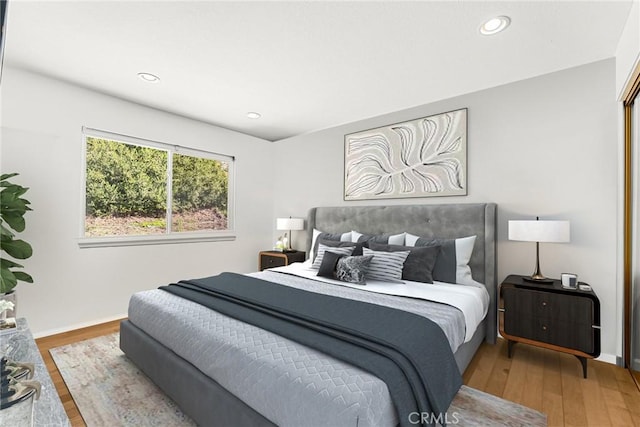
[[85, 137, 229, 237], [86, 138, 167, 217], [172, 153, 228, 215]]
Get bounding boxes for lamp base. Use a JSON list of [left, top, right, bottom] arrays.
[[522, 276, 554, 284]]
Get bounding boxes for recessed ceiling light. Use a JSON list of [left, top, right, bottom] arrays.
[[480, 16, 511, 35], [137, 72, 160, 83], [247, 112, 261, 119]]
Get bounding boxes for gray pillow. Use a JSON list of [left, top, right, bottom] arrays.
[[317, 238, 367, 256], [312, 232, 350, 262], [317, 251, 345, 278], [368, 242, 441, 284], [352, 232, 404, 246], [406, 235, 476, 285], [335, 255, 373, 285], [362, 247, 410, 282]]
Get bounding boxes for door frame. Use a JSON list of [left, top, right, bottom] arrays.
[[623, 61, 640, 385]]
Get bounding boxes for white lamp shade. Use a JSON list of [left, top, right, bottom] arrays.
[[276, 217, 304, 231], [508, 220, 570, 243]]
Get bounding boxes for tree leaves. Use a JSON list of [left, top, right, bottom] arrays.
[[345, 110, 466, 200], [85, 138, 229, 218]]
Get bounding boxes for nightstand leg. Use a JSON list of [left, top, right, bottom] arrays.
[[507, 340, 515, 358], [575, 356, 587, 378]]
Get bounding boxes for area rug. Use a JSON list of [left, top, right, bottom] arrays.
[[50, 333, 547, 426]]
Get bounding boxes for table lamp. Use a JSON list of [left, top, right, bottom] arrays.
[[276, 217, 304, 252], [508, 217, 570, 283]]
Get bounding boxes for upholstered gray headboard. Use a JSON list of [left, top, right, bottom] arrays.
[[306, 203, 497, 344]]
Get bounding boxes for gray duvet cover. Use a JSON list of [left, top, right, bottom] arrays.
[[127, 270, 468, 427]]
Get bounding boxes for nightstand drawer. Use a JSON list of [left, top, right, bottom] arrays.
[[258, 251, 306, 271], [503, 287, 593, 324], [260, 254, 286, 269], [504, 316, 595, 354]]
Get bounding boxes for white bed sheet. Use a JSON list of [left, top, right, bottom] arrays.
[[271, 260, 490, 342]]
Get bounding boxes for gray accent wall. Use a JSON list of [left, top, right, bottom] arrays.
[[272, 59, 619, 360]]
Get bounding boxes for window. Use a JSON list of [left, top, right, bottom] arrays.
[[81, 128, 234, 246]]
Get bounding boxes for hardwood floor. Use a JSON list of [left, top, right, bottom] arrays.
[[36, 320, 640, 427], [463, 340, 640, 426]]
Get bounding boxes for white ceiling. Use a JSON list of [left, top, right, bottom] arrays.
[[3, 1, 634, 141]]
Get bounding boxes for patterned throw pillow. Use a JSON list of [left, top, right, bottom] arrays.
[[335, 255, 373, 285], [362, 247, 410, 282]]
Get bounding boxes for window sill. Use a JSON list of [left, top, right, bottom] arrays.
[[78, 232, 236, 248]]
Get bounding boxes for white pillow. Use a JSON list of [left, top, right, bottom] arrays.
[[362, 247, 410, 282], [388, 232, 406, 246], [454, 236, 476, 285], [405, 232, 421, 247]]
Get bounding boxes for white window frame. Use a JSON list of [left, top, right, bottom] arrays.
[[79, 127, 236, 248]]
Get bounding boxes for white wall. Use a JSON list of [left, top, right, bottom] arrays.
[[616, 0, 640, 99], [0, 67, 275, 336], [273, 59, 620, 360]]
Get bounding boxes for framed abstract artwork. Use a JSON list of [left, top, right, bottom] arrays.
[[344, 108, 467, 201]]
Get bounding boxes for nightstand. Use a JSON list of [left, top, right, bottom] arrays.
[[499, 274, 601, 378], [259, 250, 306, 271]]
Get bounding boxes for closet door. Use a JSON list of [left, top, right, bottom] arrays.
[[633, 101, 640, 383]]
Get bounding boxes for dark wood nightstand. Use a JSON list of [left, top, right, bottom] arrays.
[[259, 250, 306, 271], [499, 274, 601, 378]]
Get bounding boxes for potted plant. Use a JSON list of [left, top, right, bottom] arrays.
[[0, 173, 33, 316]]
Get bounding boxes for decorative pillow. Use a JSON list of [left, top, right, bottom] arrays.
[[368, 242, 441, 284], [405, 234, 476, 285], [317, 251, 346, 278], [317, 238, 367, 256], [311, 243, 355, 269], [362, 247, 410, 282], [310, 229, 352, 261], [335, 255, 373, 285], [351, 231, 406, 246]]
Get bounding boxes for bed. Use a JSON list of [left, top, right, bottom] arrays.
[[120, 203, 497, 426]]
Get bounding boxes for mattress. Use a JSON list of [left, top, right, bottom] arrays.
[[127, 269, 488, 427]]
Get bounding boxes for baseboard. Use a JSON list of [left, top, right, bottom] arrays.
[[595, 353, 618, 365], [32, 313, 127, 339]]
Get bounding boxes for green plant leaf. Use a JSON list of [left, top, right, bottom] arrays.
[[1, 195, 28, 214], [13, 271, 33, 283], [0, 268, 17, 293], [0, 173, 19, 182], [0, 258, 23, 269], [2, 211, 25, 232], [1, 238, 33, 259], [0, 222, 14, 238]]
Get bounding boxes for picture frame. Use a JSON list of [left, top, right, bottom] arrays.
[[344, 108, 467, 201]]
